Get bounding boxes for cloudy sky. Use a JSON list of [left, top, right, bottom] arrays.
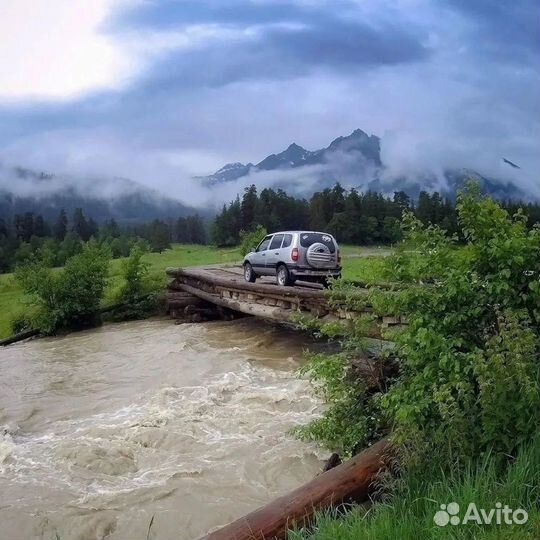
[[0, 0, 538, 204]]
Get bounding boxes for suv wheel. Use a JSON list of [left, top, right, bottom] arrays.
[[244, 262, 256, 283], [276, 264, 292, 286]]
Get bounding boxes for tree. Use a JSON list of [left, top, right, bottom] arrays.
[[34, 215, 50, 237], [176, 217, 188, 243], [54, 209, 68, 241], [15, 242, 109, 334], [148, 220, 171, 252], [14, 242, 33, 265], [241, 184, 258, 231], [72, 208, 94, 241], [57, 232, 82, 265], [39, 238, 59, 268], [112, 245, 156, 320], [298, 184, 540, 460], [186, 214, 206, 244], [240, 225, 267, 256]]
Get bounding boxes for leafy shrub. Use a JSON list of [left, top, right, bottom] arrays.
[[298, 184, 540, 462], [239, 225, 267, 256], [14, 241, 109, 334], [380, 185, 540, 461], [110, 245, 158, 320]]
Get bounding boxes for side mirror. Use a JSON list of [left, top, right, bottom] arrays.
[[251, 246, 257, 253]]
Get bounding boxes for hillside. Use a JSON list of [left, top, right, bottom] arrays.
[[0, 165, 198, 223]]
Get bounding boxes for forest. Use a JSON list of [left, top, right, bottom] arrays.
[[3, 182, 540, 274], [0, 208, 206, 273], [211, 183, 540, 246]]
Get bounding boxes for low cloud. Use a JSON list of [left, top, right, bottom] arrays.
[[0, 0, 538, 207]]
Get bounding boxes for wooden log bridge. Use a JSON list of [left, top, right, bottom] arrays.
[[166, 265, 406, 333], [200, 438, 390, 540]]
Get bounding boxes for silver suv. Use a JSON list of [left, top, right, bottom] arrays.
[[243, 231, 342, 286]]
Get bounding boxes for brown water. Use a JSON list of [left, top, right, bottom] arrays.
[[0, 318, 324, 540]]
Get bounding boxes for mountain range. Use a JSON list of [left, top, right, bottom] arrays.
[[200, 129, 530, 201], [201, 129, 382, 185], [0, 128, 533, 223]]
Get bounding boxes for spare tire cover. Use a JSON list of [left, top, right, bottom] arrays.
[[306, 242, 332, 268]]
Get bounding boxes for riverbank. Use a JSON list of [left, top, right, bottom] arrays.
[[289, 435, 540, 539], [0, 244, 388, 339]]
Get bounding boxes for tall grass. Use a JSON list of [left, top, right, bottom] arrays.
[[289, 435, 540, 540]]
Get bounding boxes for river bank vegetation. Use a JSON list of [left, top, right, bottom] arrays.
[[292, 184, 540, 539], [0, 244, 242, 338], [0, 243, 383, 339]]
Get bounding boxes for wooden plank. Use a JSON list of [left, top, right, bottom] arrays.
[[200, 438, 390, 540], [167, 267, 325, 300], [213, 285, 322, 307]]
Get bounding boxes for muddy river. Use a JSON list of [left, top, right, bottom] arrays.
[[0, 318, 324, 540]]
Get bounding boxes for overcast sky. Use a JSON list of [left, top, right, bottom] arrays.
[[0, 0, 538, 203]]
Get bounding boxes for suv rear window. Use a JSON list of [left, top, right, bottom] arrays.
[[282, 234, 293, 248], [299, 233, 336, 253]]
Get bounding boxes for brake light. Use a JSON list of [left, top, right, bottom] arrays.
[[337, 249, 341, 264], [291, 247, 299, 262]]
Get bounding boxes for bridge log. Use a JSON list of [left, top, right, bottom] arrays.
[[166, 291, 204, 309], [178, 283, 296, 321], [167, 267, 332, 300], [166, 266, 407, 334], [200, 438, 390, 540]]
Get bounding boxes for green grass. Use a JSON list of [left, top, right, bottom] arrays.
[[104, 244, 241, 304], [289, 436, 540, 540], [0, 243, 387, 338], [0, 273, 24, 339], [340, 245, 390, 283]]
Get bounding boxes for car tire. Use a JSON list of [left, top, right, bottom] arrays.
[[244, 262, 256, 283], [276, 264, 292, 286]]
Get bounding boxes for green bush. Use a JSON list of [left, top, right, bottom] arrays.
[[239, 225, 267, 256], [14, 241, 109, 334], [380, 185, 540, 462], [110, 245, 158, 320], [297, 184, 540, 462]]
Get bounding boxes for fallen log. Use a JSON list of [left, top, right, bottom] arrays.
[[0, 328, 40, 347], [200, 438, 390, 540]]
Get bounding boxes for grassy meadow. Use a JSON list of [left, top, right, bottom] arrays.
[[0, 243, 390, 338]]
